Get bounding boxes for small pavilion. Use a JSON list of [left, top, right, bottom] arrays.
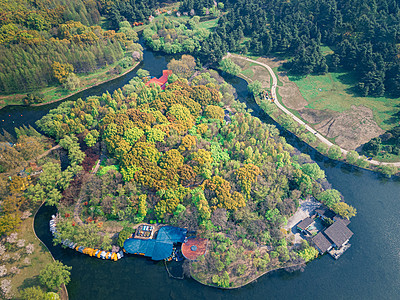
[[181, 237, 207, 261], [145, 70, 173, 90]]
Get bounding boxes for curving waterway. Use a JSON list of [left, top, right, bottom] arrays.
[[1, 44, 400, 299]]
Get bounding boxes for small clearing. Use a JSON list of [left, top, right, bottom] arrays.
[[284, 197, 321, 245]]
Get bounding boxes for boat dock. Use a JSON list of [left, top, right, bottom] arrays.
[[50, 215, 124, 261]]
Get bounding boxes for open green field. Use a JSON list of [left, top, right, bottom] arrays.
[[135, 13, 219, 32], [197, 18, 219, 30], [289, 72, 400, 131]]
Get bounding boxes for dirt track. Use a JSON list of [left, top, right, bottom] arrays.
[[227, 53, 400, 167]]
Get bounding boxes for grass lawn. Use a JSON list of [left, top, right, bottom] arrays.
[[289, 71, 400, 131], [3, 205, 54, 298], [197, 18, 219, 30], [241, 68, 254, 78], [272, 67, 283, 87]]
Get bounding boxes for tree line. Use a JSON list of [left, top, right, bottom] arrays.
[[194, 0, 400, 97], [0, 0, 141, 94]]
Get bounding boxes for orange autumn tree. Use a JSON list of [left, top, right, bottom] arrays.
[[51, 61, 74, 83], [202, 176, 246, 210], [166, 104, 194, 133], [179, 135, 196, 152], [204, 105, 224, 122], [236, 164, 261, 198]]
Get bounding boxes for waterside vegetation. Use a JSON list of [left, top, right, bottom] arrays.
[[12, 65, 355, 288]]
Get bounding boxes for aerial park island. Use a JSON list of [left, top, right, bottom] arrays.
[[36, 63, 356, 290], [2, 0, 400, 299]]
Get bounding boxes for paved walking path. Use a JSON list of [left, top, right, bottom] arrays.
[[227, 53, 400, 168]]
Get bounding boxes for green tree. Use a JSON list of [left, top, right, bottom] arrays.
[[301, 163, 325, 180], [167, 55, 196, 78], [219, 58, 241, 76], [124, 127, 145, 145], [39, 261, 72, 292], [118, 21, 138, 41], [318, 189, 341, 208], [379, 165, 398, 177], [332, 202, 357, 219], [328, 145, 342, 160], [46, 292, 60, 300], [316, 143, 328, 154], [248, 80, 262, 97], [146, 128, 166, 143], [62, 73, 80, 91], [137, 69, 150, 78], [137, 195, 148, 220], [20, 286, 47, 300], [298, 245, 319, 262], [118, 227, 133, 247], [346, 150, 359, 164], [84, 130, 99, 147]]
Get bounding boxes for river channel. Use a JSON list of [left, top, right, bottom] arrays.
[[1, 44, 400, 299]]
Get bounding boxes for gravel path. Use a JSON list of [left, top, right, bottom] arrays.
[[227, 53, 400, 168]]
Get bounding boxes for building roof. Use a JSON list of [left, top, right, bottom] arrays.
[[324, 220, 353, 247], [312, 232, 332, 253], [315, 208, 336, 219], [333, 216, 351, 226], [145, 70, 173, 90], [123, 226, 187, 260], [156, 226, 187, 243], [297, 217, 313, 230], [123, 239, 156, 257], [181, 237, 207, 260]]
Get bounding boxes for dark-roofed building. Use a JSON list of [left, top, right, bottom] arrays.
[[324, 220, 353, 248], [312, 232, 333, 254], [297, 217, 313, 232], [124, 226, 187, 260], [333, 216, 351, 226], [315, 208, 336, 220]]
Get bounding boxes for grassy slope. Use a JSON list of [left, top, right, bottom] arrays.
[[289, 71, 400, 131], [5, 206, 54, 297]]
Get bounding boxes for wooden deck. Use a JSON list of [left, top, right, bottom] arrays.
[[181, 237, 207, 260], [328, 243, 351, 259]]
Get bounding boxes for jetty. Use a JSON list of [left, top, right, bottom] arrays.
[[49, 215, 124, 261]]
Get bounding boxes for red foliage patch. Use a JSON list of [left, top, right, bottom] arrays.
[[61, 175, 84, 206], [81, 145, 100, 172]]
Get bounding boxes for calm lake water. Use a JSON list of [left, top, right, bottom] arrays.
[[1, 43, 399, 299]]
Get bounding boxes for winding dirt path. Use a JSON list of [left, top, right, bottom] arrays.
[[227, 53, 400, 168], [36, 144, 61, 160]]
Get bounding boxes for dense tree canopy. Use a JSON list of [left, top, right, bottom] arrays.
[[0, 0, 143, 94], [32, 65, 356, 288]]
